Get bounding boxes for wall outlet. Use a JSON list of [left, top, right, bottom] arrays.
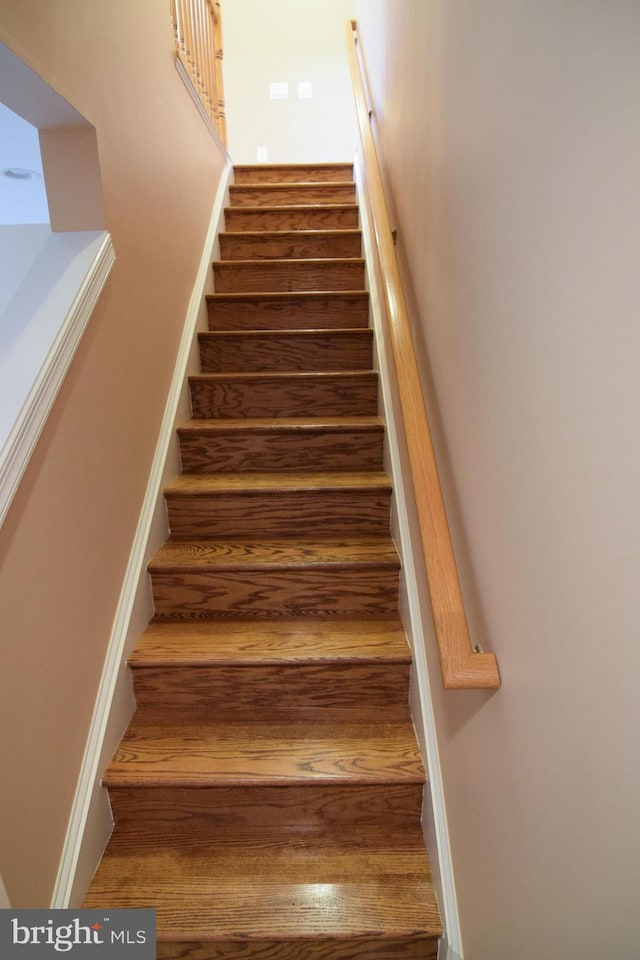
[[257, 146, 268, 162], [298, 82, 313, 99], [269, 82, 289, 100]]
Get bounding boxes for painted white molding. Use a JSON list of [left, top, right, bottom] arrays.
[[354, 153, 464, 960], [0, 232, 115, 528], [0, 871, 10, 908], [175, 57, 229, 157], [51, 158, 233, 909]]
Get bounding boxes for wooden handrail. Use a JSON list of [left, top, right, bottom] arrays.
[[171, 0, 227, 145], [345, 20, 500, 690]]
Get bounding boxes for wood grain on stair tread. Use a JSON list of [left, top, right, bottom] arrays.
[[198, 328, 373, 373], [164, 475, 392, 539], [229, 183, 356, 206], [87, 822, 432, 874], [165, 471, 390, 494], [224, 204, 360, 232], [219, 230, 362, 261], [130, 619, 411, 666], [148, 539, 401, 620], [212, 258, 366, 294], [149, 538, 399, 571], [84, 825, 440, 944], [104, 721, 425, 786], [189, 371, 378, 419], [233, 163, 354, 183], [207, 291, 369, 330]]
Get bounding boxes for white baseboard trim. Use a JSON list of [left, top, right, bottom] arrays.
[[51, 158, 233, 908], [354, 153, 464, 959], [0, 232, 115, 528]]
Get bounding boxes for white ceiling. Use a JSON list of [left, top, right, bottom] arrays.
[[0, 102, 50, 225]]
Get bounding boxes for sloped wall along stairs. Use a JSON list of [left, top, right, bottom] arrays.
[[84, 163, 443, 959]]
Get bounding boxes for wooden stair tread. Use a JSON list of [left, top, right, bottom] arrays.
[[104, 720, 424, 786], [234, 162, 354, 182], [219, 229, 362, 240], [165, 471, 391, 494], [189, 370, 375, 382], [149, 538, 400, 571], [231, 181, 355, 189], [130, 619, 411, 666], [207, 290, 368, 303], [213, 257, 365, 267], [225, 203, 359, 213], [199, 326, 371, 338], [177, 415, 384, 433], [84, 825, 441, 942]]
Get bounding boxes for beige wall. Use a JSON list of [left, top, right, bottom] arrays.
[[0, 1, 227, 907], [223, 0, 356, 163], [355, 1, 640, 957]]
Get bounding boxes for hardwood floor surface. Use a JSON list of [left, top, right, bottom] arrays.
[[104, 720, 425, 786]]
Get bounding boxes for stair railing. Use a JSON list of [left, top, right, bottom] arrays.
[[345, 20, 500, 690], [171, 0, 226, 144]]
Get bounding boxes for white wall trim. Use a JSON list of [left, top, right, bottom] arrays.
[[175, 57, 229, 158], [0, 232, 114, 528], [50, 158, 232, 909], [354, 154, 464, 960]]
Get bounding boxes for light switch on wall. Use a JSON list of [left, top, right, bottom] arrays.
[[257, 146, 268, 162], [298, 82, 313, 99], [269, 82, 289, 100]]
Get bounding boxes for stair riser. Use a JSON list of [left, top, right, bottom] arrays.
[[131, 663, 409, 721], [229, 184, 356, 206], [224, 206, 359, 231], [208, 293, 369, 330], [108, 783, 422, 829], [178, 428, 384, 473], [150, 567, 400, 620], [189, 375, 379, 419], [219, 233, 362, 261], [199, 332, 373, 373], [156, 938, 437, 959], [166, 490, 391, 540], [213, 260, 365, 293], [233, 164, 353, 184]]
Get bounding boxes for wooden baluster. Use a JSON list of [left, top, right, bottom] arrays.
[[203, 0, 217, 123], [213, 0, 226, 144], [197, 0, 208, 104], [188, 0, 201, 96], [179, 0, 192, 75], [170, 0, 180, 50]]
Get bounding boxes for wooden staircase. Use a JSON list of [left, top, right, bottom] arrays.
[[84, 163, 442, 958]]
